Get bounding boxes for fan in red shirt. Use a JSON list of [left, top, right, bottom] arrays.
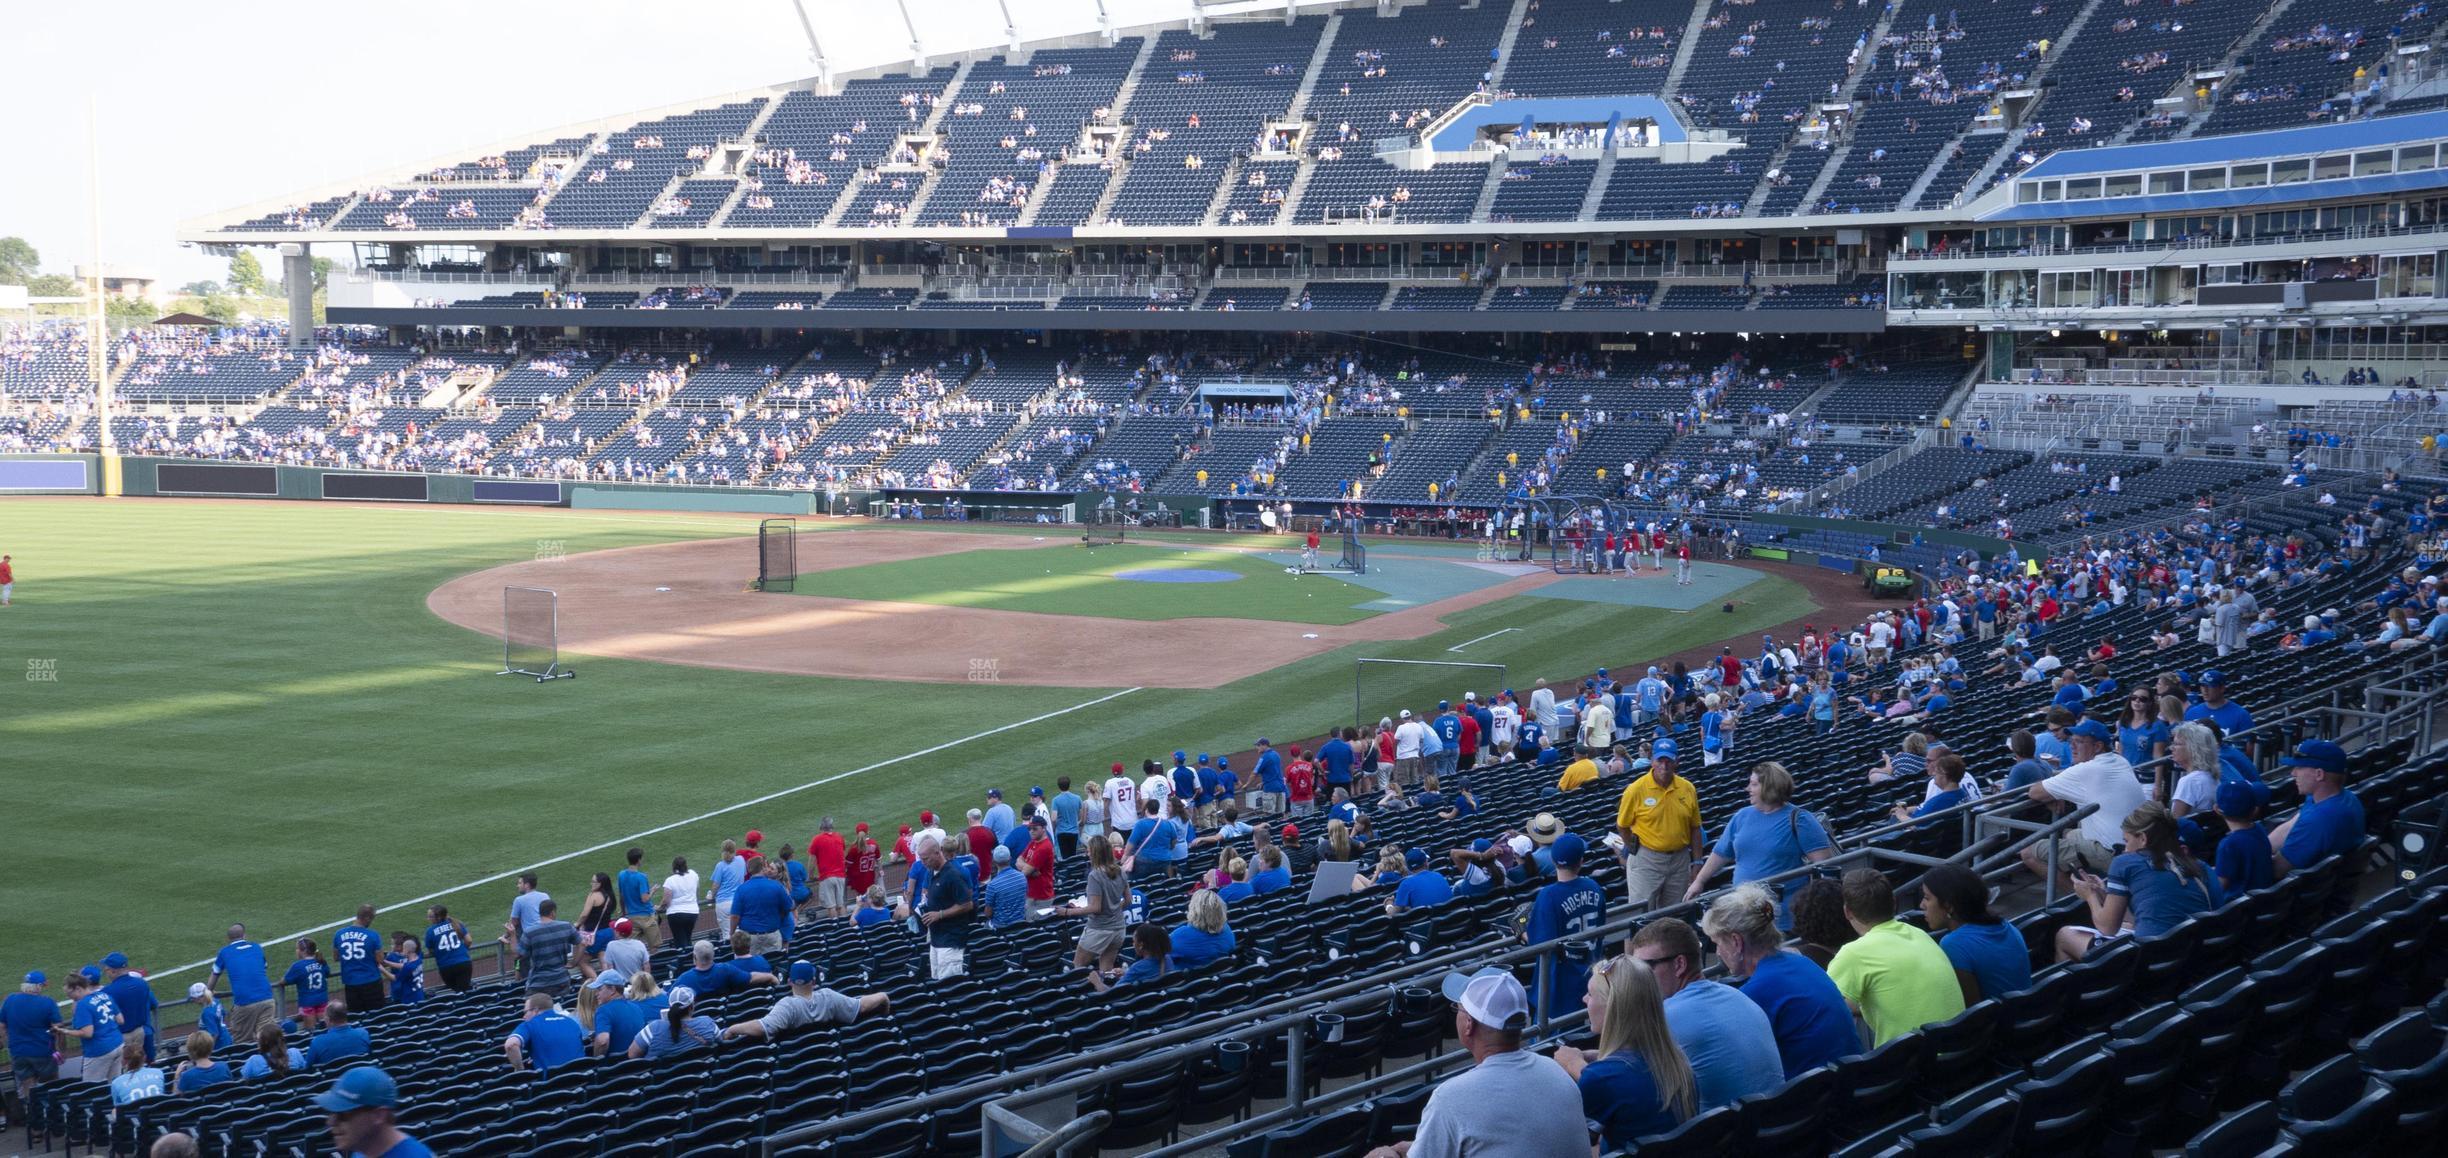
[[1020, 818, 1057, 902], [965, 817, 997, 876], [1285, 747, 1317, 816], [1457, 708, 1480, 770], [845, 824, 880, 898], [808, 820, 850, 917]]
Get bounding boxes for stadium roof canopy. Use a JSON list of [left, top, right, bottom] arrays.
[[813, 0, 1350, 80], [2017, 109, 2448, 180]]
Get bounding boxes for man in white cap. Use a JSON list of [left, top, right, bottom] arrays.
[[1364, 965, 1584, 1158]]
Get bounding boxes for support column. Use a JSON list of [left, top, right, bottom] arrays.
[[1985, 330, 2015, 380], [789, 0, 837, 93], [280, 244, 314, 348], [897, 0, 929, 73]]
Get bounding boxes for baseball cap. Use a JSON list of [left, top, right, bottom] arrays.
[[1464, 692, 1477, 702], [2283, 739, 2348, 776], [1030, 786, 1045, 797], [2069, 719, 2115, 742], [1438, 700, 1451, 710], [186, 981, 208, 1000], [1440, 966, 1532, 1030], [1549, 832, 1589, 868], [1405, 848, 1427, 870], [1028, 814, 1047, 827], [1399, 709, 1413, 719], [855, 822, 869, 833], [1507, 834, 1535, 858], [1652, 738, 1679, 761], [2199, 670, 2227, 687], [101, 952, 128, 969], [24, 971, 44, 986], [788, 961, 819, 985], [1470, 838, 1493, 854], [313, 1066, 402, 1113], [77, 965, 101, 983], [746, 829, 763, 844], [1173, 751, 1187, 762], [1197, 753, 1211, 764], [666, 986, 698, 1008], [920, 811, 936, 825], [2216, 780, 2262, 818], [1112, 762, 1125, 774], [987, 788, 1003, 799], [591, 970, 627, 991], [612, 918, 634, 936], [1280, 823, 1300, 841]]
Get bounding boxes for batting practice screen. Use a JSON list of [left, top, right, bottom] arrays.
[[1083, 508, 1127, 546], [1339, 521, 1368, 575], [1355, 659, 1505, 729], [500, 586, 575, 681], [757, 518, 799, 592]]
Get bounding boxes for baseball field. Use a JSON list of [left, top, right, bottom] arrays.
[[1, 497, 1823, 999]]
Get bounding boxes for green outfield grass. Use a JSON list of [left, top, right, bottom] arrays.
[[788, 541, 1382, 623], [0, 498, 1811, 1007]]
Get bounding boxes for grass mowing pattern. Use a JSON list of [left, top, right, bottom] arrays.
[[0, 499, 1809, 995], [789, 541, 1384, 624]]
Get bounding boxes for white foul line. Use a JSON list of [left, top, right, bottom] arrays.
[[135, 686, 1144, 988], [1446, 628, 1518, 653]]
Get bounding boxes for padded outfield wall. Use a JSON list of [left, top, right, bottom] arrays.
[[1, 456, 2009, 565]]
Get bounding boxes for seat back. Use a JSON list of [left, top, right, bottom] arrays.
[[1903, 1094, 2018, 1157], [2183, 1099, 2279, 1158]]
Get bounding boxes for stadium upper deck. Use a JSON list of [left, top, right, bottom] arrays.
[[180, 0, 2448, 337]]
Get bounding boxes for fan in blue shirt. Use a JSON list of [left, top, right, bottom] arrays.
[[506, 996, 588, 1074], [211, 933, 275, 1009], [65, 975, 124, 1061], [981, 850, 1030, 928], [672, 942, 772, 998], [332, 922, 386, 995], [1317, 737, 1355, 787], [731, 873, 796, 937], [1388, 853, 1455, 914], [1728, 950, 1859, 1079], [1918, 865, 2032, 1004], [282, 946, 331, 1013], [1524, 835, 1607, 1019], [2272, 740, 2364, 875], [2, 975, 61, 1070]]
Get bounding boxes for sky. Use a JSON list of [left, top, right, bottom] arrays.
[[0, 0, 1308, 288]]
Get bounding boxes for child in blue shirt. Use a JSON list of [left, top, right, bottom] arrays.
[[2213, 782, 2275, 895], [385, 934, 424, 1007]]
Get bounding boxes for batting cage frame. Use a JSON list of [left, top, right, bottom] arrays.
[[499, 586, 576, 682], [1355, 658, 1505, 728], [1082, 508, 1128, 547], [756, 518, 798, 592]]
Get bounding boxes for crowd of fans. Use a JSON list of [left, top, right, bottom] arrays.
[[6, 485, 2400, 1156]]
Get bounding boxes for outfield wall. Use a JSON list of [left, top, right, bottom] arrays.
[[0, 455, 2008, 563]]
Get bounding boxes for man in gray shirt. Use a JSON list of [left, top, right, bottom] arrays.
[[721, 962, 888, 1041], [600, 919, 650, 980], [515, 900, 578, 997], [1366, 967, 1587, 1158]]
